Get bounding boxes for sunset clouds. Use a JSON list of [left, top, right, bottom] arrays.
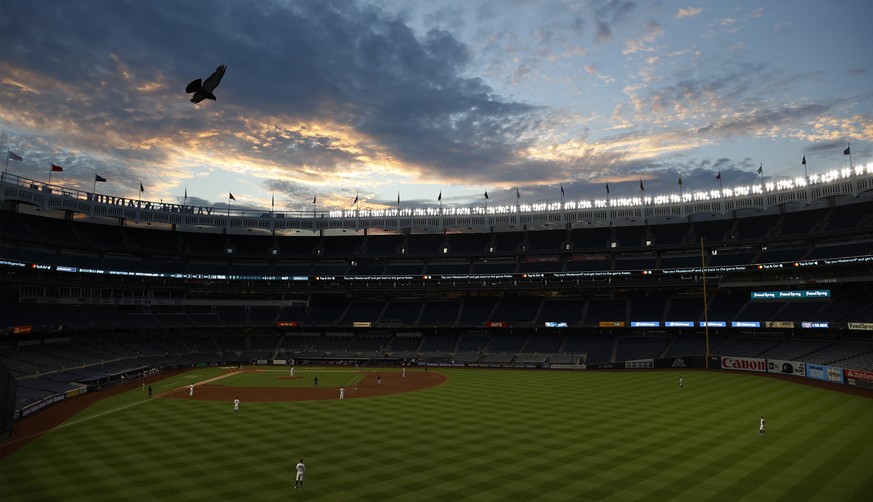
[[1, 0, 870, 209]]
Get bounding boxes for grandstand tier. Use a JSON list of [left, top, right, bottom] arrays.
[[2, 175, 873, 418]]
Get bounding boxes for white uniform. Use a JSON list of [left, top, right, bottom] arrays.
[[290, 367, 294, 377], [295, 460, 306, 488], [233, 398, 240, 412], [189, 384, 194, 397], [679, 377, 683, 389], [759, 417, 765, 435], [402, 368, 406, 378], [339, 387, 345, 400]]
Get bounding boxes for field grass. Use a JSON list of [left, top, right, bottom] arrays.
[[1, 368, 872, 501]]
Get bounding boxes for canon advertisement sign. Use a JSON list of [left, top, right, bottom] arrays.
[[720, 356, 767, 372]]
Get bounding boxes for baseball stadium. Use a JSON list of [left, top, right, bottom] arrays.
[[1, 168, 872, 501]]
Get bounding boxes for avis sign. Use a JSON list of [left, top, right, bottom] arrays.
[[720, 356, 766, 373]]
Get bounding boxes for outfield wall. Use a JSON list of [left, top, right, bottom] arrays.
[[845, 369, 873, 389], [0, 363, 16, 439], [708, 355, 871, 391]]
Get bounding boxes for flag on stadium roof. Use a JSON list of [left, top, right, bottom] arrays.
[[7, 150, 23, 161]]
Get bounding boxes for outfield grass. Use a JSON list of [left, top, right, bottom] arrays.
[[1, 368, 871, 501]]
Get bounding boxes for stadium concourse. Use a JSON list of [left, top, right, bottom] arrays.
[[1, 169, 873, 435]]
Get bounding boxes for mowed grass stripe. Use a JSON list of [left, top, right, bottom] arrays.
[[644, 375, 828, 500], [711, 387, 872, 500], [1, 368, 872, 501]]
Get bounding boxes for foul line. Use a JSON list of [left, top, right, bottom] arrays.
[[2, 371, 245, 448]]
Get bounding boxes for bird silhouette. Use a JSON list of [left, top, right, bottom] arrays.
[[186, 64, 226, 103]]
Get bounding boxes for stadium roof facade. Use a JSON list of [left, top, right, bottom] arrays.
[[1, 165, 872, 234]]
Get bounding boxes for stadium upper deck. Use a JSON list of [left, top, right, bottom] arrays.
[[1, 164, 872, 234]]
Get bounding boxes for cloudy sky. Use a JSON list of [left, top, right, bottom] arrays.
[[1, 0, 870, 211]]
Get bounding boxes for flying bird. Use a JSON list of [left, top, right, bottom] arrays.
[[186, 64, 226, 103]]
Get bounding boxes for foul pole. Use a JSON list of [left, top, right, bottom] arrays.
[[701, 237, 711, 369]]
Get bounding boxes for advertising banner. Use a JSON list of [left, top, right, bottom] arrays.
[[845, 369, 873, 389], [848, 323, 873, 331], [598, 321, 625, 328], [766, 359, 805, 377], [800, 322, 829, 329], [571, 254, 610, 261], [523, 255, 560, 263], [588, 362, 626, 370], [750, 290, 830, 300], [764, 321, 795, 329], [625, 359, 654, 369], [20, 394, 65, 418], [720, 356, 767, 372], [805, 363, 844, 384], [64, 387, 88, 399], [544, 322, 568, 328], [654, 356, 694, 369], [731, 321, 761, 328]]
